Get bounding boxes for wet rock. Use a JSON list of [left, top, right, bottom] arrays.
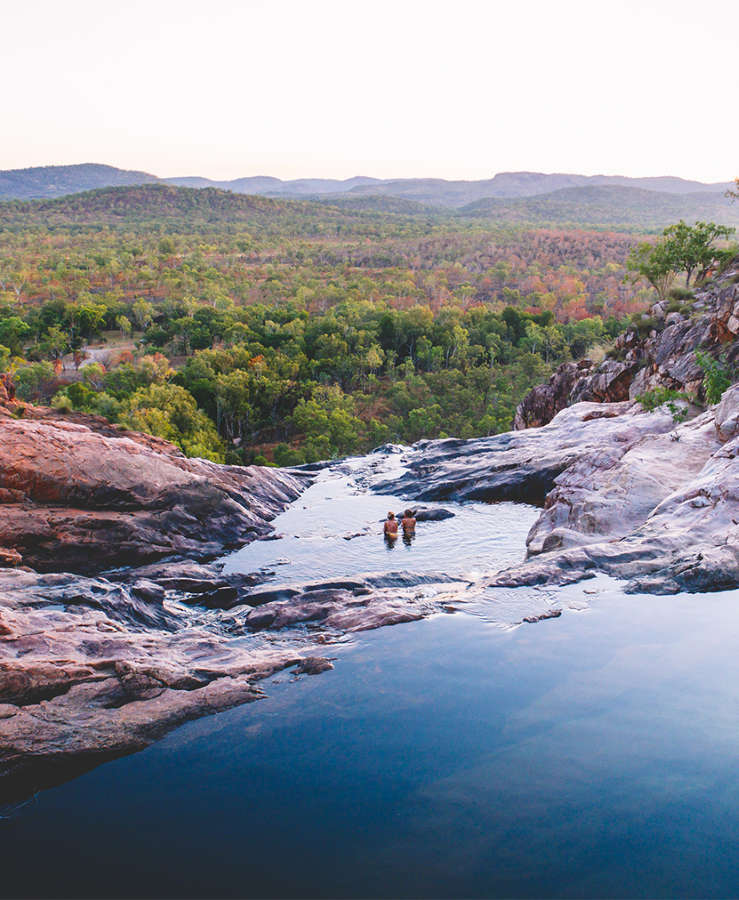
[[294, 657, 334, 675], [413, 507, 455, 521], [240, 586, 302, 607], [365, 571, 465, 588], [303, 579, 368, 593], [523, 609, 562, 623]]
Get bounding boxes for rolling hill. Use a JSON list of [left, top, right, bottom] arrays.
[[0, 183, 424, 236], [460, 185, 739, 230], [1, 178, 736, 234], [0, 163, 159, 200]]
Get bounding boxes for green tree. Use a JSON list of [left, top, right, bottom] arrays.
[[626, 241, 677, 302], [662, 220, 735, 286], [120, 383, 225, 462]]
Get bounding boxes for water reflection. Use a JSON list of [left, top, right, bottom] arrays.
[[4, 587, 738, 899], [222, 466, 538, 585]]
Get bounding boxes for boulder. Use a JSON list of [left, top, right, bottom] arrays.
[[0, 413, 307, 572]]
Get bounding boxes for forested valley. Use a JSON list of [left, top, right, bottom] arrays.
[[0, 184, 726, 465]]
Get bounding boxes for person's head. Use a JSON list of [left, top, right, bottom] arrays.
[[387, 511, 395, 519], [404, 509, 414, 519]]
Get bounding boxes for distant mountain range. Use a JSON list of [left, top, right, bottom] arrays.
[[0, 162, 733, 206], [0, 164, 736, 232]]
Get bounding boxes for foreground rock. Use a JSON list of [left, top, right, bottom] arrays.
[[0, 563, 462, 794], [0, 410, 306, 572]]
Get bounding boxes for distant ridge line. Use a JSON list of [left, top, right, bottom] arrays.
[[0, 162, 733, 204]]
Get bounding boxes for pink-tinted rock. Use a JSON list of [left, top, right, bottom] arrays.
[[0, 413, 306, 572]]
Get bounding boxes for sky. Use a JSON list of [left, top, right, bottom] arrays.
[[2, 0, 737, 183]]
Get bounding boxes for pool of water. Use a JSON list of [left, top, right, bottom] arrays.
[[221, 458, 539, 587], [2, 582, 738, 899]]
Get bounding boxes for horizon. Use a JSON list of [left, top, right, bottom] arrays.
[[2, 160, 735, 186], [2, 0, 737, 183]]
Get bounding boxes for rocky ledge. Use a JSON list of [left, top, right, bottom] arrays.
[[377, 384, 738, 595], [514, 259, 739, 428], [0, 403, 306, 572]]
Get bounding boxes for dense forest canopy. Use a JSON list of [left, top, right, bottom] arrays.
[[1, 184, 735, 464]]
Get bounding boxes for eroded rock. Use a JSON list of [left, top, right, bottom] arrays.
[[514, 260, 739, 428], [0, 413, 307, 573]]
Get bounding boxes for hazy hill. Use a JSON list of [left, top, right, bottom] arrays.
[[0, 163, 732, 207], [167, 175, 383, 195], [0, 163, 159, 200], [460, 185, 739, 230], [1, 177, 736, 234]]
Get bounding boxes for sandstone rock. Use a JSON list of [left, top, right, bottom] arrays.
[[413, 506, 455, 521], [0, 413, 307, 572], [514, 260, 739, 428], [294, 657, 334, 675], [377, 399, 679, 504], [485, 386, 739, 594], [513, 360, 594, 429], [522, 609, 562, 623], [525, 405, 721, 555], [0, 548, 21, 568]]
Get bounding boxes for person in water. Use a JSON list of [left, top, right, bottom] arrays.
[[401, 509, 416, 534], [383, 511, 399, 539]]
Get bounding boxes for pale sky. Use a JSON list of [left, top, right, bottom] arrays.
[[2, 0, 737, 182]]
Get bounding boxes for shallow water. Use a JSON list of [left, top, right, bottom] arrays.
[[1, 584, 738, 899], [221, 459, 539, 587]]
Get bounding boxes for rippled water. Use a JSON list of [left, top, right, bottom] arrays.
[[221, 454, 539, 587]]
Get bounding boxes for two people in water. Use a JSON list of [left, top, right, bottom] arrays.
[[384, 509, 416, 545]]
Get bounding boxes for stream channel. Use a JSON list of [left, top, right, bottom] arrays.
[[1, 454, 738, 898]]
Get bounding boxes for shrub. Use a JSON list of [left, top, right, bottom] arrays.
[[695, 350, 733, 404], [636, 387, 689, 423], [668, 286, 694, 302], [273, 443, 306, 467]]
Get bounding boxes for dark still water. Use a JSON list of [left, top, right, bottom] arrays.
[[2, 585, 738, 899]]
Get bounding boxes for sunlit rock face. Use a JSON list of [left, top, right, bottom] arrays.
[[514, 259, 739, 429], [483, 386, 739, 594], [0, 411, 306, 572], [377, 399, 682, 505]]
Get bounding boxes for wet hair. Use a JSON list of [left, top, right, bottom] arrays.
[[404, 509, 414, 518], [387, 511, 395, 519]]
